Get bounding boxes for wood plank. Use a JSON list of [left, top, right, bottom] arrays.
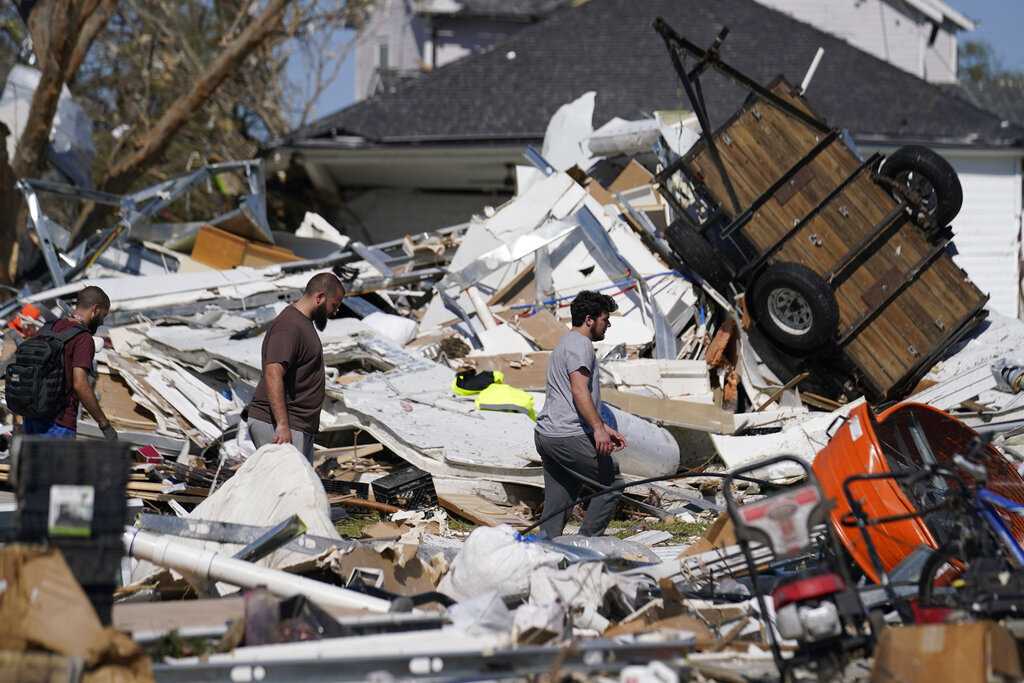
[[495, 309, 567, 351], [488, 263, 535, 307], [438, 493, 531, 528], [315, 443, 385, 460], [602, 388, 735, 434], [465, 352, 551, 391]]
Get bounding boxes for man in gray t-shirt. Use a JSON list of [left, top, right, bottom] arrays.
[[534, 290, 627, 538]]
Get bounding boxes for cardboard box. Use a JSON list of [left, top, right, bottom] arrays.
[[0, 546, 154, 682], [871, 622, 1022, 683], [0, 651, 82, 683]]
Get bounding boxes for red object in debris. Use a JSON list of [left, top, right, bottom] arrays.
[[772, 573, 845, 609], [814, 402, 1024, 583], [8, 303, 41, 334], [135, 444, 163, 464], [910, 601, 953, 624]]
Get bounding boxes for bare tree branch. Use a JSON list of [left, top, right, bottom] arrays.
[[11, 0, 88, 179], [65, 0, 116, 83]]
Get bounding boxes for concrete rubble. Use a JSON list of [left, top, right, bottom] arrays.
[[4, 17, 1024, 683]]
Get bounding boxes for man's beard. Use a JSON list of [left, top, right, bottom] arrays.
[[87, 318, 103, 334], [312, 303, 329, 331]]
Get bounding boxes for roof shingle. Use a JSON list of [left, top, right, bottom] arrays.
[[287, 0, 1024, 148]]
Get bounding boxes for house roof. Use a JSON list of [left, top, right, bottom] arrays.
[[425, 0, 567, 20], [954, 77, 1024, 129], [285, 0, 1023, 149]]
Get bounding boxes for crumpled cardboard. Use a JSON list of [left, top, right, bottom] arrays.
[[319, 544, 438, 596], [871, 622, 1022, 683], [0, 546, 153, 683]]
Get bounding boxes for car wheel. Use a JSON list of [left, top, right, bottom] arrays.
[[664, 218, 731, 293], [880, 145, 963, 228], [751, 262, 838, 353]]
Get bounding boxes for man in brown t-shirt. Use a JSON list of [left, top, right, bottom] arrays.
[[246, 273, 345, 461], [23, 286, 117, 440]]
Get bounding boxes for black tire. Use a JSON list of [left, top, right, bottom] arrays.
[[880, 145, 963, 228], [918, 545, 957, 609], [750, 262, 838, 353], [664, 218, 731, 293]]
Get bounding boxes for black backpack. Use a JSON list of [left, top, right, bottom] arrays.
[[5, 321, 89, 419]]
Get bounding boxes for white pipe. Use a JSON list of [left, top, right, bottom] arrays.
[[800, 47, 825, 95], [123, 528, 392, 613], [466, 286, 497, 330], [168, 628, 506, 665]]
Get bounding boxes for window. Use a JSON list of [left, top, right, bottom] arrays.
[[378, 43, 389, 70]]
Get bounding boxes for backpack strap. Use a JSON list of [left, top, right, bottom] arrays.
[[35, 321, 57, 339], [53, 322, 90, 344]]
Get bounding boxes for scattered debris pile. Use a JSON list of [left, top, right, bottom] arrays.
[[3, 16, 1024, 683]]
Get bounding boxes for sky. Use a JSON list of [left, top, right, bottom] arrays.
[[282, 0, 1024, 132], [284, 27, 358, 130], [950, 0, 1024, 71]]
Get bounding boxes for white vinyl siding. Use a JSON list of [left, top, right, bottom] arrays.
[[753, 0, 957, 82], [944, 153, 1023, 318]]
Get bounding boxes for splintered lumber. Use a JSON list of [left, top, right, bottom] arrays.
[[705, 318, 737, 368], [602, 388, 736, 434], [438, 493, 531, 528], [328, 494, 401, 514]]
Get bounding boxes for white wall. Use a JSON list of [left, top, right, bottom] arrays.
[[753, 0, 959, 83], [433, 17, 521, 67], [354, 0, 428, 100], [944, 153, 1023, 318], [353, 6, 536, 101]]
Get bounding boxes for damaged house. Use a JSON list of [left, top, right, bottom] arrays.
[[269, 0, 1024, 317]]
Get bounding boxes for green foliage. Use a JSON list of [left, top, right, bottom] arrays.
[[959, 40, 1000, 83], [606, 517, 711, 543]]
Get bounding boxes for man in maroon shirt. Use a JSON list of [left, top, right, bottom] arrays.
[[245, 273, 345, 461], [23, 286, 117, 440]]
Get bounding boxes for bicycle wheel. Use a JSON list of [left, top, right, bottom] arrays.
[[918, 544, 960, 608]]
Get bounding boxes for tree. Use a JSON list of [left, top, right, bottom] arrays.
[[959, 40, 1001, 83], [957, 39, 1024, 130], [0, 0, 109, 285], [0, 1, 371, 285]]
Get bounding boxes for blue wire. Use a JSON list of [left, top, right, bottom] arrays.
[[508, 270, 683, 315]]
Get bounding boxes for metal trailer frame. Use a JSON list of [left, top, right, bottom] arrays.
[[18, 159, 270, 290], [649, 18, 988, 403]]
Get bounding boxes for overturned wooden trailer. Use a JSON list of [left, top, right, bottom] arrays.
[[652, 18, 988, 404]]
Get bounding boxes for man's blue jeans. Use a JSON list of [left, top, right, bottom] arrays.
[[23, 418, 76, 438]]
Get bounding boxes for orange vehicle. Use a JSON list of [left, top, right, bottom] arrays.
[[813, 402, 1024, 582]]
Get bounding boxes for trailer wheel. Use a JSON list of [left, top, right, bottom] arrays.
[[751, 263, 837, 353], [664, 219, 731, 293], [880, 145, 963, 228]]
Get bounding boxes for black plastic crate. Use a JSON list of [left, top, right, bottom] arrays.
[[13, 437, 131, 498], [372, 466, 436, 510], [52, 535, 124, 586], [13, 437, 130, 541], [82, 583, 116, 625]]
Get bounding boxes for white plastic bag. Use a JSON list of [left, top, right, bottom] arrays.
[[438, 525, 562, 601]]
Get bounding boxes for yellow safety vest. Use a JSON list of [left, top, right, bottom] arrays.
[[474, 383, 536, 421]]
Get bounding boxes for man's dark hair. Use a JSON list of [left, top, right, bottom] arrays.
[[76, 286, 110, 310], [304, 272, 344, 297], [570, 290, 617, 327]]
